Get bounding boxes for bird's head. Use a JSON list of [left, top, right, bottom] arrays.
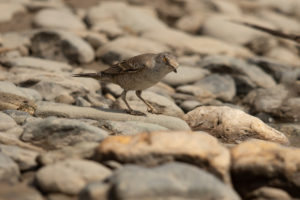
[[156, 52, 179, 73]]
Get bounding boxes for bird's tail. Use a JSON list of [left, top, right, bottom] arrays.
[[72, 73, 101, 80]]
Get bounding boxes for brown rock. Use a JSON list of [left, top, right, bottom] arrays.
[[96, 131, 231, 184], [184, 106, 289, 144], [0, 92, 37, 115], [231, 139, 300, 197]]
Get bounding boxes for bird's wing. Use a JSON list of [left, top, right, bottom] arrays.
[[102, 53, 155, 75]]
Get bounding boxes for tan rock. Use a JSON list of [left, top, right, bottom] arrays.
[[231, 139, 300, 196], [96, 131, 231, 184], [0, 92, 37, 115], [184, 106, 289, 144]]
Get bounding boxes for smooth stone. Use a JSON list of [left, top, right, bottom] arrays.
[[35, 101, 190, 131], [33, 8, 86, 30], [0, 144, 38, 171], [195, 74, 236, 101], [0, 92, 37, 115], [200, 55, 276, 88], [38, 142, 98, 165], [231, 139, 300, 197], [163, 66, 210, 86], [1, 56, 72, 72], [21, 116, 108, 150], [0, 81, 41, 100], [36, 159, 112, 195], [176, 85, 216, 100], [243, 85, 289, 115], [0, 152, 20, 183], [180, 100, 202, 112], [143, 28, 252, 58], [248, 57, 300, 83], [31, 30, 95, 64], [3, 110, 37, 125], [0, 183, 44, 200], [96, 131, 231, 184], [113, 91, 184, 117], [80, 162, 240, 200], [0, 3, 25, 23], [184, 106, 289, 144], [24, 72, 100, 101], [0, 112, 23, 137], [246, 187, 292, 200], [0, 132, 44, 153], [104, 120, 169, 135], [0, 32, 30, 49], [201, 15, 273, 45], [86, 1, 167, 35]]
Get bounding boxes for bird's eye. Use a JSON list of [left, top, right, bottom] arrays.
[[163, 57, 168, 63]]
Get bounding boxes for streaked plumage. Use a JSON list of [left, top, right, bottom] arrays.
[[73, 52, 179, 115]]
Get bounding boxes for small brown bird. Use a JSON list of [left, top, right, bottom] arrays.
[[73, 52, 179, 115]]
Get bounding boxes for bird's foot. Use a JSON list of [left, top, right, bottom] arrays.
[[147, 107, 162, 115], [126, 109, 146, 116]]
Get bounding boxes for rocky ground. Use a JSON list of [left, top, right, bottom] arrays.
[[0, 0, 300, 199]]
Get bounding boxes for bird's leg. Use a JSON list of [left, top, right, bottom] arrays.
[[135, 90, 161, 114], [121, 90, 145, 116]]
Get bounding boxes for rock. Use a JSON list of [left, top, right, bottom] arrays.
[[200, 55, 276, 88], [280, 97, 300, 122], [35, 101, 190, 131], [0, 132, 44, 153], [271, 123, 300, 147], [143, 28, 252, 58], [1, 56, 72, 72], [176, 85, 215, 100], [96, 36, 169, 65], [113, 91, 184, 117], [180, 100, 202, 112], [36, 159, 112, 195], [80, 31, 108, 49], [46, 193, 74, 200], [0, 3, 25, 22], [95, 131, 231, 183], [86, 1, 167, 35], [265, 47, 300, 67], [1, 32, 30, 49], [0, 144, 38, 171], [258, 10, 300, 34], [0, 152, 20, 183], [80, 162, 240, 200], [75, 96, 92, 107], [0, 92, 37, 115], [163, 66, 210, 86], [246, 187, 292, 200], [15, 72, 100, 101], [231, 139, 300, 197], [3, 110, 37, 125], [243, 85, 289, 115], [175, 13, 205, 34], [38, 142, 99, 165], [248, 57, 300, 83], [0, 81, 41, 100], [21, 116, 108, 150], [103, 120, 169, 135], [201, 15, 274, 46], [184, 106, 289, 144], [31, 30, 95, 64], [195, 74, 236, 102], [0, 183, 44, 200], [0, 112, 23, 137], [24, 0, 65, 11], [33, 8, 85, 30]]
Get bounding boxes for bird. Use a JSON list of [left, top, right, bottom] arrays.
[[73, 52, 179, 115]]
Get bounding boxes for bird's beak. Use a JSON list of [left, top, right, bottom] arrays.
[[168, 60, 179, 73]]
